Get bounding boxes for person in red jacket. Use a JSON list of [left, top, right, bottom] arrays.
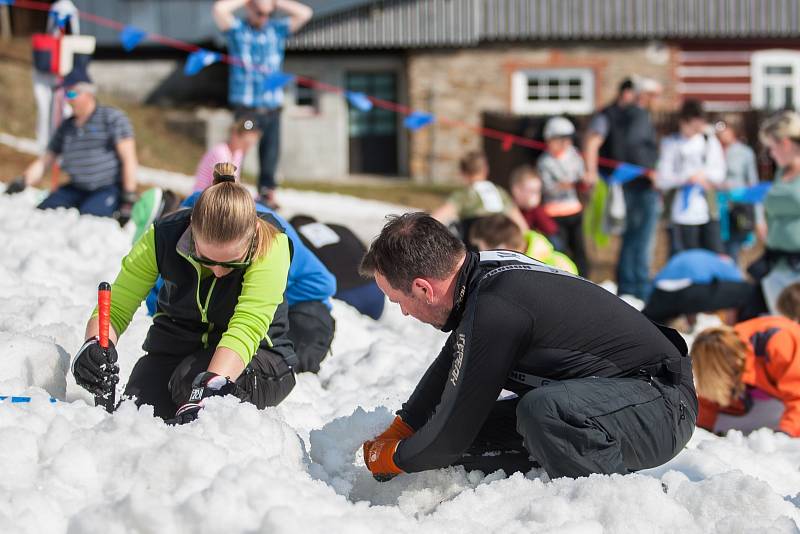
[[691, 316, 800, 436]]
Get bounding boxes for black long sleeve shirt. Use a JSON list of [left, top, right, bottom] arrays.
[[394, 251, 684, 473]]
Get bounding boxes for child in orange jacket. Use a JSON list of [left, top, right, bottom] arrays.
[[691, 316, 800, 436]]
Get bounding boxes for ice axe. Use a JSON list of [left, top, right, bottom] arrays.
[[94, 282, 118, 413]]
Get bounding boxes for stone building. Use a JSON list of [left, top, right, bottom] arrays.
[[35, 0, 800, 183]]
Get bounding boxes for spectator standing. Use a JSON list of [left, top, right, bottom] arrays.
[[583, 77, 662, 300], [656, 99, 726, 255], [716, 119, 763, 261], [537, 116, 589, 276], [746, 111, 800, 316], [212, 0, 313, 208], [7, 69, 138, 219]]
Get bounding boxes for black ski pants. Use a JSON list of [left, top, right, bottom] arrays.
[[124, 345, 295, 420], [288, 300, 335, 374], [642, 280, 753, 323], [455, 366, 696, 479]]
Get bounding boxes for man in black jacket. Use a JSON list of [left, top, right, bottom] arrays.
[[360, 213, 696, 480]]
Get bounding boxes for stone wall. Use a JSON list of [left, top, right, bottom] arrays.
[[407, 42, 679, 183]]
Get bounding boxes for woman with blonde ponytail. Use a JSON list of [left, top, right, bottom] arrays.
[[181, 162, 337, 375], [74, 161, 297, 423]]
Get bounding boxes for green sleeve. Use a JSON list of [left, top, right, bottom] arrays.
[[218, 233, 291, 366], [92, 227, 159, 336]]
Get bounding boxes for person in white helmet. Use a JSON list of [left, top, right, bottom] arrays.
[[536, 116, 590, 276]]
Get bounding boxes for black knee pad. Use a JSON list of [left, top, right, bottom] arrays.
[[235, 349, 296, 409]]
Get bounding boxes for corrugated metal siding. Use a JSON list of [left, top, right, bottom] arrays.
[[482, 0, 800, 41], [289, 0, 480, 49], [290, 0, 800, 50]]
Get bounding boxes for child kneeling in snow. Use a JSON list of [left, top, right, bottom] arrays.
[[468, 213, 578, 275], [691, 316, 800, 436], [72, 163, 296, 423]]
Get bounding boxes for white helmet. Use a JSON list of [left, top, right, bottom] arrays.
[[543, 116, 575, 140]]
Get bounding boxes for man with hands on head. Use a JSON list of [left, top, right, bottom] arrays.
[[360, 213, 696, 481], [212, 0, 313, 208]]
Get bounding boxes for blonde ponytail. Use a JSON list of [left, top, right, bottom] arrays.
[[691, 326, 747, 407], [192, 162, 279, 261]]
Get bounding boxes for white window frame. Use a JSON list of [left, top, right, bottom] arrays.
[[751, 50, 800, 110], [511, 68, 595, 115]]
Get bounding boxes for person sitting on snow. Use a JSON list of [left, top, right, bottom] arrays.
[[468, 213, 578, 275], [431, 151, 528, 243], [289, 214, 385, 321], [359, 213, 696, 480], [180, 165, 336, 374], [72, 167, 295, 423], [641, 249, 753, 327], [691, 316, 800, 437], [6, 68, 139, 220]]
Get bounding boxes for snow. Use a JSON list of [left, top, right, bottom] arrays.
[[1, 189, 800, 534]]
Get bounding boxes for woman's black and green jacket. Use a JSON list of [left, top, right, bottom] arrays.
[[99, 208, 291, 367]]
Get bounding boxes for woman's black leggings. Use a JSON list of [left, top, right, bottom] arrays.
[[123, 346, 296, 419]]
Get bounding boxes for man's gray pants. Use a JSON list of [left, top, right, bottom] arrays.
[[515, 373, 696, 479]]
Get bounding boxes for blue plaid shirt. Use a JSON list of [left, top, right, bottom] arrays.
[[225, 17, 290, 109]]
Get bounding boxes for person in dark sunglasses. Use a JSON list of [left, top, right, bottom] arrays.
[[72, 163, 296, 424]]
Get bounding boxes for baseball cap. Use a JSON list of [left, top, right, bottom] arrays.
[[60, 67, 93, 88], [543, 116, 576, 140]]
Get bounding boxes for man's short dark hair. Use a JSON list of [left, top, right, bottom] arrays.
[[360, 212, 466, 292], [469, 214, 525, 251], [618, 78, 634, 94], [679, 99, 705, 122]]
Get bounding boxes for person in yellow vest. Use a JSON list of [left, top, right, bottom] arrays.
[[468, 214, 578, 275]]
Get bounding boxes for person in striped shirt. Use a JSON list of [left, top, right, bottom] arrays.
[[11, 68, 138, 219]]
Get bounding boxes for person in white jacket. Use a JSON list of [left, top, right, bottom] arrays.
[[657, 99, 726, 255]]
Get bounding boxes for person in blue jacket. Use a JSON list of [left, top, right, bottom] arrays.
[[642, 249, 753, 325], [145, 166, 337, 374]]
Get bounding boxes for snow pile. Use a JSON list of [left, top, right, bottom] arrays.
[[1, 191, 800, 534]]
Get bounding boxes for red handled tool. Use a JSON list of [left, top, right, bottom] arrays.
[[94, 282, 117, 413]]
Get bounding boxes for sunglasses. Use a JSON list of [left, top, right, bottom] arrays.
[[190, 234, 256, 270], [65, 89, 79, 100]]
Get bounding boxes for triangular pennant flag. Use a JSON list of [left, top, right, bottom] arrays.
[[501, 135, 514, 152], [346, 91, 373, 112], [120, 25, 147, 52], [49, 10, 71, 29], [184, 49, 220, 76], [608, 162, 646, 185], [262, 71, 295, 92], [403, 111, 435, 131], [0, 0, 15, 5], [680, 184, 700, 210], [731, 182, 772, 204]]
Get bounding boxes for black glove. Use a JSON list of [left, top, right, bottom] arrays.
[[4, 176, 26, 195], [116, 191, 139, 226], [166, 371, 236, 425], [72, 337, 119, 396]]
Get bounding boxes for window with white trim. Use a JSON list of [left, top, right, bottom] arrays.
[[511, 68, 595, 115], [751, 50, 800, 111]]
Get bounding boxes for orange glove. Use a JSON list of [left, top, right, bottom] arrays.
[[363, 438, 402, 480], [375, 416, 414, 441]]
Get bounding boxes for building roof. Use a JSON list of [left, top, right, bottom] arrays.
[[288, 0, 800, 50]]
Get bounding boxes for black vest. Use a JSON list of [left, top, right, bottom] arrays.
[[143, 208, 287, 357]]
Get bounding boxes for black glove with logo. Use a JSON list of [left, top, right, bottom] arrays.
[[166, 371, 237, 425], [4, 176, 26, 195], [116, 191, 139, 226], [72, 337, 119, 396]]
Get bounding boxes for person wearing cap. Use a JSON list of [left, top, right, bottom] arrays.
[[213, 0, 313, 209], [193, 115, 261, 192], [8, 68, 138, 219], [583, 77, 662, 300], [536, 116, 589, 276]]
